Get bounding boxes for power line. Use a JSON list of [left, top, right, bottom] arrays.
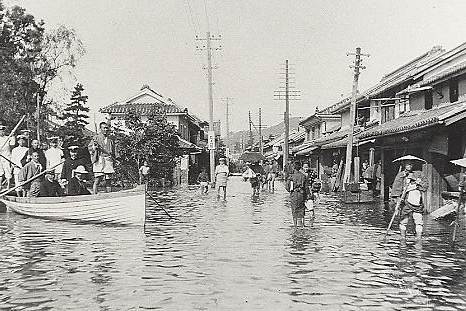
[[203, 0, 211, 31], [185, 0, 199, 36]]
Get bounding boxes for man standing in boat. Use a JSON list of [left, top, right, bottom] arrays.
[[19, 151, 43, 197], [391, 160, 428, 241], [10, 133, 29, 196], [88, 122, 118, 194], [0, 124, 16, 190], [45, 137, 64, 181]]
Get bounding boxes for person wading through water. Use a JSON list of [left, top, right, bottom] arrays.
[[287, 161, 309, 229], [391, 160, 428, 241]]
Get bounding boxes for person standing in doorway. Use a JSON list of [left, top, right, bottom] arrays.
[[214, 158, 229, 200], [88, 122, 117, 194]]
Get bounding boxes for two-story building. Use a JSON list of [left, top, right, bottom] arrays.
[[100, 84, 209, 185]]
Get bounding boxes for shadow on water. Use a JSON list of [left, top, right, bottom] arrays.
[[0, 176, 465, 310]]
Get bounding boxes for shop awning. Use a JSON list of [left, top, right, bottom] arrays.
[[296, 146, 318, 156]]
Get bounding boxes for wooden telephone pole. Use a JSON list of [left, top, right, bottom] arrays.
[[343, 47, 369, 185], [274, 60, 300, 175], [196, 32, 221, 185]]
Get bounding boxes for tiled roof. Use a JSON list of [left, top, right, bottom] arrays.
[[358, 101, 466, 140], [100, 102, 186, 114], [320, 47, 445, 114], [420, 61, 466, 86], [312, 128, 350, 146]]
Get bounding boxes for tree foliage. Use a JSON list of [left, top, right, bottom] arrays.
[[0, 1, 43, 127], [0, 1, 84, 138], [113, 109, 181, 183], [59, 83, 90, 147]]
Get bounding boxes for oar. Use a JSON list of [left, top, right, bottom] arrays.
[[452, 187, 463, 242], [0, 154, 20, 168], [0, 160, 65, 197], [115, 160, 174, 219], [383, 185, 408, 241], [0, 115, 26, 151]]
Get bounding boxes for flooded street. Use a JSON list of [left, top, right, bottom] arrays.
[[1, 176, 466, 310]]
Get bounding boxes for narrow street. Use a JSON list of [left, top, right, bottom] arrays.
[[1, 176, 466, 310]]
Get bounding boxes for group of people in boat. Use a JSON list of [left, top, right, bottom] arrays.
[[0, 121, 117, 198]]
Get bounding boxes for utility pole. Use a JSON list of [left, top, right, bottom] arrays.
[[259, 107, 263, 154], [274, 60, 300, 175], [343, 47, 369, 185], [224, 97, 232, 156], [284, 60, 290, 169], [248, 111, 253, 149], [196, 32, 221, 186]]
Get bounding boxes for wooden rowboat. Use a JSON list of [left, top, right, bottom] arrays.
[[0, 185, 146, 226]]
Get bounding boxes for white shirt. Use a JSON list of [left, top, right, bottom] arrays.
[[45, 146, 64, 173], [10, 145, 28, 168], [0, 135, 15, 157]]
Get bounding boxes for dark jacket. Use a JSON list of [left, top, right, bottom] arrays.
[[61, 157, 87, 182], [68, 177, 91, 196], [39, 179, 62, 197]]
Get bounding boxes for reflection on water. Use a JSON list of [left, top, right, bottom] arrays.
[[0, 177, 465, 310]]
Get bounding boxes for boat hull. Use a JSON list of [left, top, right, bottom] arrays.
[[0, 186, 146, 226]]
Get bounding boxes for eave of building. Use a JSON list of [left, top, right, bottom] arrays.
[[358, 100, 466, 141]]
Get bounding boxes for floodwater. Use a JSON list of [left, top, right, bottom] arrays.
[[0, 176, 465, 310]]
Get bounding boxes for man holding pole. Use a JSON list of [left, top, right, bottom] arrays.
[[10, 134, 29, 196], [0, 124, 16, 190], [391, 160, 428, 241], [88, 122, 117, 194], [19, 151, 43, 197]]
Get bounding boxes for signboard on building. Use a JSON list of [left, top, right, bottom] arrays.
[[208, 131, 215, 150], [225, 147, 230, 158]]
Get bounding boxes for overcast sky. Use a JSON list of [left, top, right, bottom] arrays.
[[5, 0, 466, 133]]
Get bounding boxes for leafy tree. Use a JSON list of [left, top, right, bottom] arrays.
[[113, 109, 181, 185], [0, 1, 84, 137], [0, 1, 43, 128], [59, 83, 90, 147]]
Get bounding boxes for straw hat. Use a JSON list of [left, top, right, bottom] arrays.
[[74, 165, 88, 174]]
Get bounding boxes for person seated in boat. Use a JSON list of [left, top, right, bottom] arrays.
[[68, 165, 91, 196], [19, 151, 43, 197], [61, 145, 87, 187], [39, 170, 63, 197]]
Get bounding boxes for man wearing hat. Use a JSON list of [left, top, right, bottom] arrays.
[[68, 165, 91, 196], [391, 160, 428, 241], [39, 169, 63, 197], [60, 145, 87, 190], [10, 133, 29, 196], [0, 124, 16, 189], [45, 136, 64, 180]]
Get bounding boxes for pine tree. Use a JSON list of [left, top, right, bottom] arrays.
[[59, 83, 90, 147]]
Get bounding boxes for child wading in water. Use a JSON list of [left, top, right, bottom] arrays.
[[197, 167, 210, 194], [139, 161, 150, 185]]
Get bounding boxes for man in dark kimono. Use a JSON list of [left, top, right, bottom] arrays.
[[88, 122, 117, 194], [39, 170, 63, 197], [287, 161, 309, 229], [61, 146, 87, 184]]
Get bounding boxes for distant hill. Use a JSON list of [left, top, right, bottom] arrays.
[[228, 117, 303, 152]]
